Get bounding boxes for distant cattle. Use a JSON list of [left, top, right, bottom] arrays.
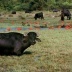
[[53, 9, 59, 12], [25, 10, 32, 13], [34, 12, 44, 20], [61, 9, 71, 20], [61, 11, 64, 21], [12, 11, 16, 14], [0, 32, 41, 56]]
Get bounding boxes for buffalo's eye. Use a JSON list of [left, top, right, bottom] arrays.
[[23, 38, 28, 43], [23, 40, 27, 43]]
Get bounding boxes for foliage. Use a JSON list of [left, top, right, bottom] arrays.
[[0, 0, 72, 11], [62, 2, 72, 9]]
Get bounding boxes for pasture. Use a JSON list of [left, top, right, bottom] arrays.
[[0, 11, 72, 72], [0, 11, 72, 28], [0, 30, 72, 72]]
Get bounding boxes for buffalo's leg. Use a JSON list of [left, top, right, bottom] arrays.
[[13, 41, 22, 56], [69, 16, 71, 20]]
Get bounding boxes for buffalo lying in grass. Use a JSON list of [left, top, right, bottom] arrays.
[[0, 32, 41, 56]]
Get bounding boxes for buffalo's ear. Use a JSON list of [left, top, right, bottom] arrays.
[[36, 38, 41, 42]]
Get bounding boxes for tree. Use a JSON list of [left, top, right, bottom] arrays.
[[0, 0, 72, 11]]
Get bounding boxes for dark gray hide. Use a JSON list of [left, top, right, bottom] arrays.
[[12, 11, 16, 14], [34, 12, 44, 20], [61, 9, 71, 20], [0, 32, 41, 56]]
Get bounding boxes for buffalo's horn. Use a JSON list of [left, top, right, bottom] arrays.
[[24, 32, 28, 36]]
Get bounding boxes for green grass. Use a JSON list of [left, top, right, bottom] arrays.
[[0, 11, 72, 72], [0, 30, 72, 72], [0, 11, 72, 28]]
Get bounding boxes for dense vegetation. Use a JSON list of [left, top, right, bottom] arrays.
[[0, 0, 72, 11]]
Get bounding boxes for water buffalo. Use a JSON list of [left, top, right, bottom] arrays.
[[25, 10, 32, 13], [12, 11, 16, 14], [61, 9, 71, 20], [61, 11, 64, 21], [34, 12, 44, 20], [0, 32, 41, 56], [53, 9, 59, 12]]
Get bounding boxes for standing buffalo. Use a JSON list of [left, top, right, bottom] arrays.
[[61, 11, 64, 21], [34, 12, 44, 20], [0, 32, 41, 56], [61, 9, 71, 20]]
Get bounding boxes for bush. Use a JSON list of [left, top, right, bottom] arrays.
[[62, 2, 72, 9], [13, 3, 29, 11]]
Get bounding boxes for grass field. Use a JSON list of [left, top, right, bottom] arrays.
[[0, 29, 72, 72], [0, 11, 72, 72], [0, 11, 72, 28]]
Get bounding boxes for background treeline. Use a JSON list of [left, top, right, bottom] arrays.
[[0, 0, 72, 11]]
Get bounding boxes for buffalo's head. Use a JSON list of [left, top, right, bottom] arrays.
[[23, 32, 41, 45]]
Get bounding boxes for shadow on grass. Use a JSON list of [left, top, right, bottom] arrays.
[[23, 51, 32, 55], [0, 51, 32, 56]]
